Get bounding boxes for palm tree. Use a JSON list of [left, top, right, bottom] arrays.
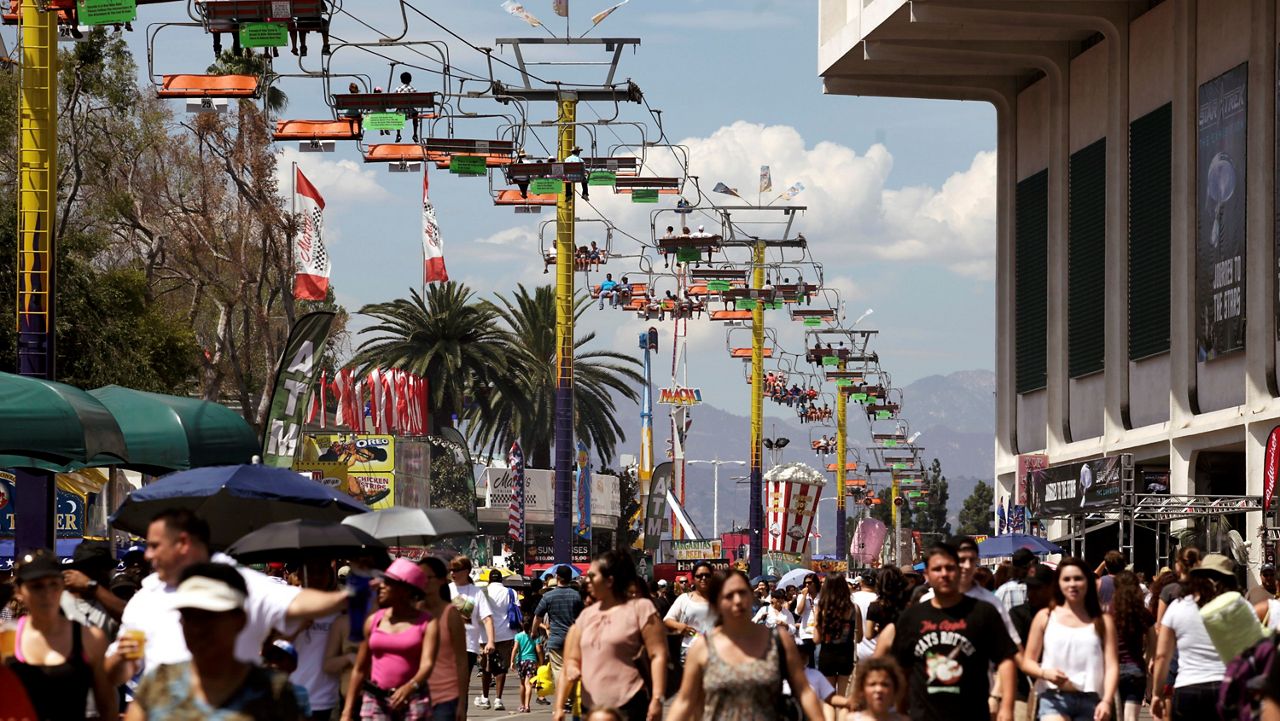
[[469, 284, 644, 469], [350, 283, 526, 433], [207, 49, 288, 116]]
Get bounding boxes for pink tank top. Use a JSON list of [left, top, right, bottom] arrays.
[[368, 608, 431, 690], [427, 607, 460, 703]]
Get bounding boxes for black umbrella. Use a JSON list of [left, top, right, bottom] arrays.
[[225, 519, 388, 564]]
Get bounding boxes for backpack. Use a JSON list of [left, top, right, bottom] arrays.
[[506, 588, 524, 631], [1218, 634, 1278, 721]]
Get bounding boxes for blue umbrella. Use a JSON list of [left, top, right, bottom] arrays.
[[111, 464, 369, 548], [977, 533, 1062, 558], [539, 563, 582, 581]]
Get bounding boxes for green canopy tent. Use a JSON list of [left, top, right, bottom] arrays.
[[88, 386, 258, 475], [0, 371, 128, 471]]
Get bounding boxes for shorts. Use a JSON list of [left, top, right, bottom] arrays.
[[1117, 661, 1146, 704], [1037, 690, 1099, 721], [516, 659, 538, 681], [361, 690, 431, 721], [482, 640, 514, 675], [816, 641, 854, 678], [429, 699, 457, 721], [466, 652, 477, 674]]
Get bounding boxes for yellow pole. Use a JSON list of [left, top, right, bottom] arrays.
[[552, 93, 577, 564], [16, 0, 56, 379], [747, 239, 765, 577], [835, 360, 847, 563]]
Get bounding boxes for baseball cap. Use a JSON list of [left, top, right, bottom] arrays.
[[657, 579, 668, 587], [1012, 548, 1036, 569], [14, 550, 62, 584], [384, 558, 428, 593], [1190, 553, 1235, 579], [69, 541, 114, 572], [1262, 563, 1276, 573], [269, 639, 298, 662], [337, 565, 351, 581], [170, 574, 247, 613], [852, 575, 864, 585]]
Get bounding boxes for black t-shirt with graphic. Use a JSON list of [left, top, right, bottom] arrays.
[[890, 595, 1017, 721]]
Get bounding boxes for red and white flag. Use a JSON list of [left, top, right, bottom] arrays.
[[422, 170, 449, 284], [293, 167, 330, 301]]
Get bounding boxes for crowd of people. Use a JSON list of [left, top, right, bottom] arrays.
[[9, 520, 1280, 720]]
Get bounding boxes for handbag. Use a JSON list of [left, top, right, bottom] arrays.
[[506, 588, 524, 631], [775, 629, 803, 721]]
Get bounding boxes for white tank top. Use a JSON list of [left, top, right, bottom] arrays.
[[1035, 612, 1104, 695]]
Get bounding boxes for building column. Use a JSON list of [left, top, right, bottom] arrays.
[[1106, 25, 1132, 440], [1170, 0, 1198, 421], [1047, 56, 1072, 450], [1247, 0, 1278, 409]]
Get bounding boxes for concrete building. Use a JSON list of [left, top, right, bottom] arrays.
[[820, 0, 1279, 566]]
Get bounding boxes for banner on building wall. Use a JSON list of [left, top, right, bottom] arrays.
[[1028, 454, 1132, 517], [1196, 63, 1248, 360], [1017, 454, 1048, 507]]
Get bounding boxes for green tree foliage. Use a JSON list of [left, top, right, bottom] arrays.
[[917, 458, 953, 541], [958, 480, 996, 537], [350, 283, 523, 433], [469, 285, 643, 468]]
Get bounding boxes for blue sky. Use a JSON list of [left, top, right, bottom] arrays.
[[100, 0, 996, 421]]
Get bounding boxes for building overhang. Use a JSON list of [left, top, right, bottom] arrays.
[[819, 0, 1151, 104]]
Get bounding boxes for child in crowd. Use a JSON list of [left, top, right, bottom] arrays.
[[263, 639, 312, 717], [509, 614, 543, 713], [849, 656, 907, 721]]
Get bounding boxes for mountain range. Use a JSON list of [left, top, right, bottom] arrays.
[[646, 369, 995, 548]]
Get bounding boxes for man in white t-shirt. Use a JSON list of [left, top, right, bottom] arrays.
[[448, 556, 497, 709], [850, 572, 879, 661], [288, 560, 342, 719], [105, 508, 351, 685], [480, 569, 520, 711]]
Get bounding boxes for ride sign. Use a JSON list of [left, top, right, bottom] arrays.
[[528, 178, 563, 195], [364, 113, 406, 131], [631, 189, 659, 203], [449, 155, 487, 176], [239, 22, 289, 48], [78, 0, 135, 25]]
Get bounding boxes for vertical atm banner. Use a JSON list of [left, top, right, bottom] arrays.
[[1196, 63, 1248, 360]]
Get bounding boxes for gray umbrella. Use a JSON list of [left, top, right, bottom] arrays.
[[340, 507, 475, 545]]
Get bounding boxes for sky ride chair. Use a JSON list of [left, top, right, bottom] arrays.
[[148, 21, 265, 113], [195, 0, 331, 59]]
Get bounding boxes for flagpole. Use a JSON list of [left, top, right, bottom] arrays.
[[421, 169, 427, 298], [289, 161, 297, 293]]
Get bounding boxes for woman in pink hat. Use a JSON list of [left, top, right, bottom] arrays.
[[342, 559, 438, 721]]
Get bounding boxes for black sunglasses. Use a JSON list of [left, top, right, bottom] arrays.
[[694, 573, 712, 579]]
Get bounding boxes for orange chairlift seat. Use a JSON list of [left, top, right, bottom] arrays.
[[710, 310, 752, 322], [505, 161, 587, 184], [433, 153, 514, 170], [826, 462, 859, 472], [158, 74, 259, 98], [614, 176, 681, 194], [824, 370, 863, 381], [424, 137, 515, 157], [582, 156, 638, 176], [729, 347, 773, 359], [589, 281, 646, 299], [363, 144, 425, 163], [687, 279, 746, 298], [494, 189, 557, 207], [791, 308, 836, 321], [690, 268, 748, 281], [273, 118, 360, 141], [198, 0, 325, 26]]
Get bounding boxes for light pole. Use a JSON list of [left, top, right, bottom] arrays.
[[814, 496, 839, 556], [688, 459, 747, 539], [763, 436, 790, 468]]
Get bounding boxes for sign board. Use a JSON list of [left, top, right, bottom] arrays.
[[481, 467, 619, 518], [239, 22, 289, 48], [1016, 454, 1048, 507], [631, 189, 659, 203], [676, 558, 730, 572], [449, 156, 487, 176], [644, 462, 673, 550], [307, 433, 395, 509], [0, 471, 86, 539], [1266, 427, 1280, 511], [529, 178, 563, 195], [804, 318, 822, 326], [675, 247, 701, 263], [669, 539, 723, 561], [657, 387, 702, 406], [1028, 454, 1131, 517], [526, 542, 590, 565], [364, 112, 406, 131], [78, 0, 136, 25], [587, 171, 617, 187]]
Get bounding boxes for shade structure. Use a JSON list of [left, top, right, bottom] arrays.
[[0, 371, 127, 471], [340, 507, 475, 546], [225, 519, 387, 564], [774, 568, 811, 590], [538, 563, 582, 581], [977, 533, 1062, 558], [111, 464, 370, 548], [88, 386, 258, 474]]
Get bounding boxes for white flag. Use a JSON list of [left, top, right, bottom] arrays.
[[591, 0, 628, 25], [292, 167, 329, 301], [502, 0, 542, 27], [760, 165, 772, 193], [423, 170, 448, 284], [552, 0, 568, 17], [781, 181, 805, 201]]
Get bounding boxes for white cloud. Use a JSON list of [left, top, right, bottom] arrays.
[[276, 148, 391, 206], [474, 225, 539, 246]]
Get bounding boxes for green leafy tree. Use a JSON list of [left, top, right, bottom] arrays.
[[350, 283, 524, 434], [468, 284, 643, 468], [958, 480, 996, 537], [917, 459, 953, 541]]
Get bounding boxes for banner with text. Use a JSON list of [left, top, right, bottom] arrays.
[[1197, 63, 1248, 360], [1029, 455, 1129, 517]]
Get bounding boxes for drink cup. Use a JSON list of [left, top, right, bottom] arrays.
[[0, 623, 14, 660], [121, 628, 146, 661]]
